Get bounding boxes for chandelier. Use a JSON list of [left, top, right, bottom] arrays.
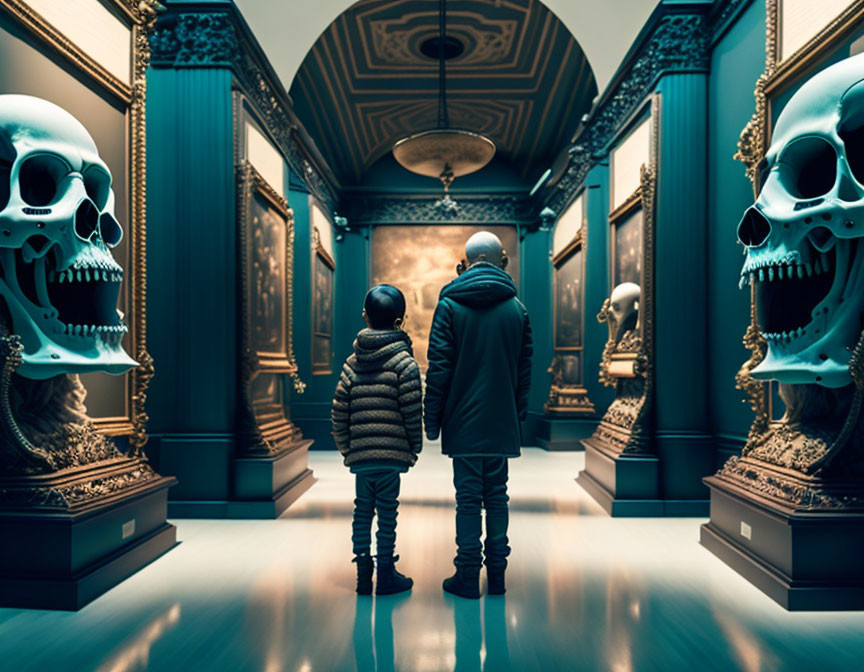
[[392, 0, 495, 208]]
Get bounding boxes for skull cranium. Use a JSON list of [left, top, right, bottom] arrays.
[[737, 54, 864, 388], [609, 282, 640, 340], [0, 95, 136, 380]]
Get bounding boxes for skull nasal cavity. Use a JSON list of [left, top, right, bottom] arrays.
[[99, 212, 122, 247], [75, 199, 99, 241], [737, 207, 771, 247], [807, 226, 836, 252], [779, 137, 837, 199]]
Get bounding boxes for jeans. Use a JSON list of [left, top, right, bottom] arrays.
[[352, 469, 401, 557], [452, 457, 510, 569]]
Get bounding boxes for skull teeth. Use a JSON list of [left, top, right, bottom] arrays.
[[739, 254, 832, 288], [60, 323, 127, 342], [48, 267, 122, 284], [760, 327, 806, 342]]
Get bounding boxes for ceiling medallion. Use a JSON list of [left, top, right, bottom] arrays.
[[392, 0, 495, 209]]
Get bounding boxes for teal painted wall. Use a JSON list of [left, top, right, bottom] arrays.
[[521, 224, 553, 416], [706, 1, 765, 461], [583, 164, 614, 412], [288, 188, 364, 450], [145, 67, 238, 500], [653, 71, 714, 499]]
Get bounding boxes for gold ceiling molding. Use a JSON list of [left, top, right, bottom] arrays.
[[291, 0, 597, 183], [365, 12, 519, 69]]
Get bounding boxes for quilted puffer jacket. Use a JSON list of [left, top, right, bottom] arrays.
[[331, 329, 422, 467]]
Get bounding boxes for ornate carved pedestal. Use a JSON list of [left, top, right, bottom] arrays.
[[701, 381, 864, 610], [221, 164, 314, 519], [229, 377, 315, 519], [577, 357, 664, 516], [0, 342, 176, 610], [537, 355, 597, 451]]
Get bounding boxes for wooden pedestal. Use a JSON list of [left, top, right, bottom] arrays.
[[534, 415, 597, 451], [701, 475, 864, 610], [577, 436, 709, 516], [0, 476, 176, 611], [168, 438, 315, 519]]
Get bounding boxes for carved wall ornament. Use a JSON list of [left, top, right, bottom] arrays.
[[542, 6, 709, 216], [343, 194, 532, 227], [150, 8, 338, 214]]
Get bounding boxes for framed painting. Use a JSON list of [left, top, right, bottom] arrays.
[[236, 161, 303, 454], [370, 224, 519, 372], [546, 201, 593, 414], [311, 224, 335, 374], [238, 161, 298, 372]]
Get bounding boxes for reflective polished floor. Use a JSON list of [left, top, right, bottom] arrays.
[[2, 446, 864, 672]]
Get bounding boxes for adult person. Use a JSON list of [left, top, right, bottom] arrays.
[[424, 231, 533, 599]]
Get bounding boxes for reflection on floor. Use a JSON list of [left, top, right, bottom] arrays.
[[2, 446, 864, 671]]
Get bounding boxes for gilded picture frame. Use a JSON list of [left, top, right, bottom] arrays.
[[237, 161, 299, 374], [236, 161, 304, 456], [546, 207, 594, 414], [600, 93, 660, 383], [311, 216, 335, 375], [0, 0, 160, 447]]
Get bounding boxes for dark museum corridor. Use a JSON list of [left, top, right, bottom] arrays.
[[4, 0, 864, 670]]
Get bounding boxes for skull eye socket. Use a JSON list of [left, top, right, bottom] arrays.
[[0, 129, 15, 211], [19, 154, 68, 206], [777, 137, 837, 199], [839, 120, 864, 187], [99, 213, 122, 247], [82, 165, 111, 211]]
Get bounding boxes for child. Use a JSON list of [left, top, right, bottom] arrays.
[[331, 284, 422, 595]]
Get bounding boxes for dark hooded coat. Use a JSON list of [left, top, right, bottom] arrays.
[[424, 262, 532, 457]]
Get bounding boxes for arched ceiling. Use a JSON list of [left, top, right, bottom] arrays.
[[285, 0, 598, 185]]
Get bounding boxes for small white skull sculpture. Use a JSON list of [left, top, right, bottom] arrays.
[[609, 282, 640, 341], [737, 53, 864, 389], [0, 95, 136, 379]]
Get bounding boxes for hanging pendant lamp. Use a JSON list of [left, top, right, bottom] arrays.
[[392, 0, 495, 204]]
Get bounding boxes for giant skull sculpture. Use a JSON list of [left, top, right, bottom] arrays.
[[737, 54, 864, 389], [0, 95, 135, 379]]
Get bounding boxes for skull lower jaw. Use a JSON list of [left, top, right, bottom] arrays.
[[751, 346, 854, 388], [0, 246, 136, 379], [17, 338, 138, 380]]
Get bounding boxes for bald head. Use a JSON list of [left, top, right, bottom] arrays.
[[465, 231, 505, 268]]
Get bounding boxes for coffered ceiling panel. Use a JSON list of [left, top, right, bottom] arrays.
[[289, 0, 598, 185]]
